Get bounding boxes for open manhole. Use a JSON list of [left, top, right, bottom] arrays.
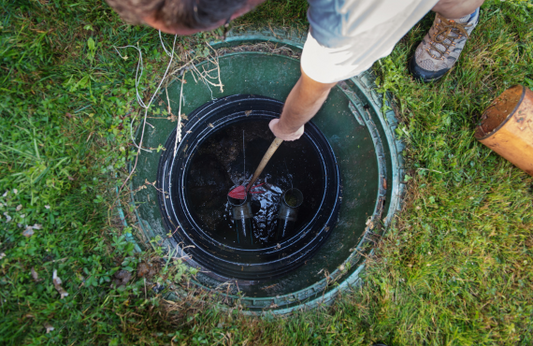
[[157, 95, 341, 282], [126, 32, 404, 313]]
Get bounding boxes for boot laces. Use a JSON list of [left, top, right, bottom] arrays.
[[428, 14, 471, 59]]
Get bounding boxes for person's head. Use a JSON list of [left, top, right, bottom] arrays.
[[106, 0, 266, 35]]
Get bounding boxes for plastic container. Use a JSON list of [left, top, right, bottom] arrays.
[[276, 188, 304, 240], [228, 193, 254, 246], [475, 85, 533, 176]]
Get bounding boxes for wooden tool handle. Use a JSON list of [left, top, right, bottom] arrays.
[[247, 137, 284, 191]]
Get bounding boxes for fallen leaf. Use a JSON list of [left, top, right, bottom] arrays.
[[31, 267, 43, 282], [137, 262, 150, 277], [22, 226, 34, 238], [53, 270, 69, 299], [31, 267, 39, 281], [3, 212, 12, 222], [65, 112, 73, 119], [16, 205, 22, 211], [137, 261, 160, 279], [112, 270, 132, 287], [44, 323, 54, 333]]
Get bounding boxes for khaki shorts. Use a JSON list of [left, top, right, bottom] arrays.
[[301, 0, 440, 83]]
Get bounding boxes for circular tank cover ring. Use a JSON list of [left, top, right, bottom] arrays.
[[123, 31, 405, 314]]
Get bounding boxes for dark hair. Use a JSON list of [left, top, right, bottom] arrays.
[[106, 0, 247, 30]]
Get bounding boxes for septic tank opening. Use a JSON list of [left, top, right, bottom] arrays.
[[127, 36, 404, 312], [156, 95, 341, 281]]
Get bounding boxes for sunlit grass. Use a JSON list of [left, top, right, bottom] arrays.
[[1, 0, 532, 344]]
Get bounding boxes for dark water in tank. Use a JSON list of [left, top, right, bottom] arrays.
[[185, 119, 325, 249]]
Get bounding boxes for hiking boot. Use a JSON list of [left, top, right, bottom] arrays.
[[409, 8, 480, 82]]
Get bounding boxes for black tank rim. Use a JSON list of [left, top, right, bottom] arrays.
[[156, 94, 342, 281]]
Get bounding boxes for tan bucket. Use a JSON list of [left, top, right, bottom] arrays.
[[475, 85, 533, 176]]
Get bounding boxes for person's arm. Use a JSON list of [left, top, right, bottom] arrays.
[[269, 68, 337, 141]]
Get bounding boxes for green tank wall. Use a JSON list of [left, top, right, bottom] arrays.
[[121, 30, 405, 314]]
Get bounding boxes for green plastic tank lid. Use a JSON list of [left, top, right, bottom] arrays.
[[120, 29, 405, 314]]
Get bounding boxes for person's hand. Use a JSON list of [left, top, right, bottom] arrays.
[[269, 118, 304, 141], [269, 69, 335, 141]]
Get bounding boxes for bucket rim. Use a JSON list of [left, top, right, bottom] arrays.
[[475, 84, 526, 141]]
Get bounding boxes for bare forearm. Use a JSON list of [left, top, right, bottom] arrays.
[[270, 68, 336, 140], [281, 76, 332, 129]]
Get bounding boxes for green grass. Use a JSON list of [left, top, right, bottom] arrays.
[[1, 0, 532, 344]]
